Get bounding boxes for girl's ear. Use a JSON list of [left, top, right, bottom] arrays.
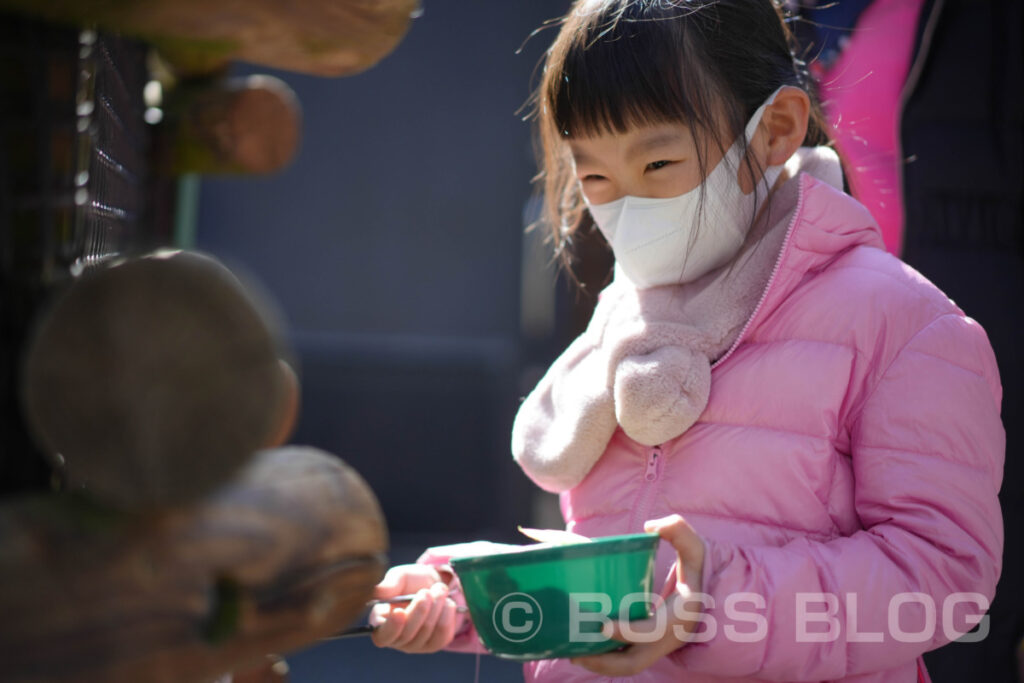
[[763, 86, 811, 165]]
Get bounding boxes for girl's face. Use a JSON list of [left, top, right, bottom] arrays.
[[570, 121, 724, 206]]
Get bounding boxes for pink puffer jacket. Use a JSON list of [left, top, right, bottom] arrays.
[[519, 173, 1004, 682]]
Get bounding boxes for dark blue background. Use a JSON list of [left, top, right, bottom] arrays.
[[197, 2, 572, 543], [197, 4, 576, 678]]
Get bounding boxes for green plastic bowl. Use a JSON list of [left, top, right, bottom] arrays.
[[450, 533, 659, 660]]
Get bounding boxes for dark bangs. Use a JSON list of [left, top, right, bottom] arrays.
[[547, 3, 726, 141]]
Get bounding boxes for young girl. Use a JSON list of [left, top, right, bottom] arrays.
[[370, 1, 1005, 681]]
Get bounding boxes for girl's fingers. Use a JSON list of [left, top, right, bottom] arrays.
[[570, 518, 705, 674], [367, 603, 388, 628], [431, 598, 460, 650], [644, 514, 706, 593], [373, 564, 439, 600], [370, 580, 459, 653], [411, 595, 459, 652], [644, 514, 699, 557], [571, 640, 667, 678], [392, 588, 434, 648], [373, 566, 407, 599], [601, 599, 668, 644], [370, 606, 406, 648], [402, 584, 450, 651]]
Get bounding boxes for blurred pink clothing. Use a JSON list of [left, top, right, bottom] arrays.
[[819, 0, 927, 255]]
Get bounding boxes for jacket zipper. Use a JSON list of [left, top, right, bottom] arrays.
[[894, 0, 944, 256], [629, 446, 662, 533], [710, 178, 807, 372]]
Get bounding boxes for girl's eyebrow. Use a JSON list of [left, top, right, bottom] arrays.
[[626, 132, 685, 160], [569, 131, 685, 167]]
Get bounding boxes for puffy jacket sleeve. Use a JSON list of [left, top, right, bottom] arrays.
[[673, 312, 1005, 680]]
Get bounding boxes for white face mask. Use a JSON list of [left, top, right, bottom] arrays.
[[584, 89, 786, 289]]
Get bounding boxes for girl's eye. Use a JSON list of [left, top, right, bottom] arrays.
[[582, 174, 606, 182], [646, 160, 672, 171]]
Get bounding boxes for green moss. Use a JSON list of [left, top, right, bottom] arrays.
[[202, 575, 242, 644], [147, 36, 239, 75], [24, 491, 129, 535]]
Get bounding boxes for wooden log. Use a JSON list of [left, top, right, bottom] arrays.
[[160, 75, 302, 175], [0, 446, 389, 683], [21, 250, 296, 509], [0, 0, 421, 77]]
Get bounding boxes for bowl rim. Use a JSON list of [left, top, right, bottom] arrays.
[[449, 532, 659, 570]]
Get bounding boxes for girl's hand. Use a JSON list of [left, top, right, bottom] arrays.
[[571, 515, 707, 677], [369, 564, 461, 654]]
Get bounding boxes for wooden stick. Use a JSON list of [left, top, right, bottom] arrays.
[[161, 75, 302, 175]]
